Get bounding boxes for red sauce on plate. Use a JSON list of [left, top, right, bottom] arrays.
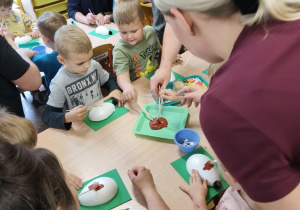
[[149, 117, 168, 130]]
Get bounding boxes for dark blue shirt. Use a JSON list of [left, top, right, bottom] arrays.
[[31, 51, 61, 88], [67, 0, 113, 20]]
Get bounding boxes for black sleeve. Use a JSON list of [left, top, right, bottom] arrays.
[[67, 0, 81, 20], [42, 104, 72, 130], [100, 74, 121, 92], [0, 36, 30, 80]]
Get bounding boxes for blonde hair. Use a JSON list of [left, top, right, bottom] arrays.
[[113, 0, 144, 25], [154, 0, 300, 26], [0, 107, 37, 148], [54, 25, 92, 59], [37, 12, 67, 42], [207, 61, 225, 80]]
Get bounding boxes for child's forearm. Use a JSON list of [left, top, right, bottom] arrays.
[[142, 188, 170, 210], [192, 198, 209, 210], [117, 72, 133, 91]]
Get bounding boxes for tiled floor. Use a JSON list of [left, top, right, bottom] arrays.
[[21, 91, 48, 133]]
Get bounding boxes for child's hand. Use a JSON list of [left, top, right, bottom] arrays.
[[123, 85, 138, 101], [67, 172, 83, 190], [179, 169, 208, 207], [86, 13, 96, 25], [106, 89, 126, 107], [161, 89, 182, 101], [31, 30, 40, 39], [64, 105, 88, 123], [177, 85, 208, 108], [128, 166, 156, 195], [172, 54, 183, 66], [0, 24, 15, 41]]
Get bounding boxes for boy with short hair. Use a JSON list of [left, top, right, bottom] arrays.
[[113, 0, 160, 101], [0, 0, 40, 38], [42, 25, 123, 130], [0, 107, 37, 148], [31, 12, 67, 106]]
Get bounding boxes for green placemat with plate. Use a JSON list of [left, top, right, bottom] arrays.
[[145, 70, 184, 80], [77, 169, 131, 210], [171, 147, 229, 203], [83, 99, 129, 131], [89, 29, 118, 39]]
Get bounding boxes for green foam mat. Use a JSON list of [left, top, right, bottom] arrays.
[[89, 29, 118, 39], [171, 147, 229, 203], [83, 99, 129, 131], [77, 169, 131, 210]]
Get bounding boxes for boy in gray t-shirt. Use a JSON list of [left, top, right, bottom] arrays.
[[42, 25, 124, 130], [113, 0, 160, 102]]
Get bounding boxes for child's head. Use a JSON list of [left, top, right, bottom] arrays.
[[0, 140, 78, 209], [0, 107, 37, 148], [113, 0, 145, 45], [55, 25, 93, 74], [0, 0, 13, 18], [37, 12, 67, 46]]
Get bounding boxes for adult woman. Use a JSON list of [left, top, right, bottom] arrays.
[[152, 0, 300, 209], [67, 0, 113, 25], [0, 24, 41, 117]]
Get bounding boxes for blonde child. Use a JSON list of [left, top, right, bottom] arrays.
[[32, 12, 66, 89], [42, 25, 124, 130], [113, 0, 160, 101], [0, 107, 83, 190], [0, 107, 37, 148], [0, 0, 40, 38]]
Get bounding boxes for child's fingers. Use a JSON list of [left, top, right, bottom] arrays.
[[179, 185, 189, 195], [194, 170, 201, 183]]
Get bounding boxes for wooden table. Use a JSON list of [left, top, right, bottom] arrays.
[[37, 52, 211, 210], [67, 19, 121, 48]]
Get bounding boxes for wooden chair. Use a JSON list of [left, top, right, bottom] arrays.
[[92, 44, 115, 96]]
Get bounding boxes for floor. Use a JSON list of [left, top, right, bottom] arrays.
[[21, 91, 48, 133]]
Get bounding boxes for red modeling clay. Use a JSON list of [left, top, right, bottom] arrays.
[[94, 184, 104, 191], [203, 161, 214, 170], [149, 117, 168, 130], [88, 182, 104, 191]]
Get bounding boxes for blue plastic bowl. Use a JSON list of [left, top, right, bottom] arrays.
[[174, 128, 200, 153], [32, 45, 46, 55]]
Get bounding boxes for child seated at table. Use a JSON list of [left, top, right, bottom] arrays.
[[0, 0, 40, 38], [0, 139, 80, 209], [113, 0, 160, 101], [0, 106, 84, 189], [31, 12, 67, 107], [0, 106, 37, 148], [42, 25, 124, 130]]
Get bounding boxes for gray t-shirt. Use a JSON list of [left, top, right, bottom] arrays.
[[113, 25, 160, 82], [47, 60, 109, 109]]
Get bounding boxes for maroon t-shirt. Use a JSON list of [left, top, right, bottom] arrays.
[[201, 20, 300, 202]]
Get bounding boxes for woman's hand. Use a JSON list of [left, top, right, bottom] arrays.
[[177, 85, 207, 108]]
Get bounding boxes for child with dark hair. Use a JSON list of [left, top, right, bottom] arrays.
[[0, 140, 79, 209]]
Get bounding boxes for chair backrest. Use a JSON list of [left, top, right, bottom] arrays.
[[92, 43, 115, 77]]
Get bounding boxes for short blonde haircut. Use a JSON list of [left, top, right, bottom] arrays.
[[0, 107, 37, 148], [54, 25, 92, 59], [37, 12, 67, 42], [154, 0, 300, 26], [113, 0, 144, 25]]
